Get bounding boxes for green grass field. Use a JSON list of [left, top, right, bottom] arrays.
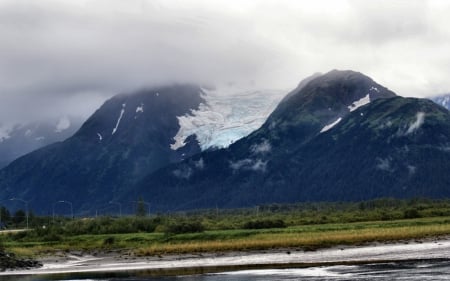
[[2, 198, 450, 257], [3, 216, 450, 257]]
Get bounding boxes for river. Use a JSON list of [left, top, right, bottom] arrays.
[[1, 259, 450, 281]]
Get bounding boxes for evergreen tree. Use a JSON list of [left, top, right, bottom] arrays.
[[136, 198, 147, 217]]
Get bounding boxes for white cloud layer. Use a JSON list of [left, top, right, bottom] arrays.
[[1, 0, 450, 125]]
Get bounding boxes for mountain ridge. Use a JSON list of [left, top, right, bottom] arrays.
[[0, 117, 82, 168], [0, 85, 205, 214], [129, 94, 450, 211], [2, 70, 450, 214]]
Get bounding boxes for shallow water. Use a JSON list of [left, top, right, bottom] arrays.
[[3, 259, 450, 281]]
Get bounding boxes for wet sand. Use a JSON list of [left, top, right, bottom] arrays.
[[1, 238, 450, 276]]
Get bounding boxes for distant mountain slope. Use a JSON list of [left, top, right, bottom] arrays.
[[131, 70, 442, 211], [0, 117, 81, 168], [268, 97, 450, 202], [431, 94, 450, 110], [0, 85, 204, 214]]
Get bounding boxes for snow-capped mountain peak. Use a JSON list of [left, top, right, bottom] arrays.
[[431, 94, 450, 110]]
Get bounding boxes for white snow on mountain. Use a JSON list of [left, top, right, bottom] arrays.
[[442, 97, 450, 108], [406, 112, 425, 135], [431, 94, 450, 110], [0, 117, 83, 168], [370, 86, 380, 93], [112, 104, 126, 135], [55, 116, 71, 133], [136, 103, 144, 113], [348, 94, 370, 112], [171, 86, 286, 150], [320, 117, 342, 133]]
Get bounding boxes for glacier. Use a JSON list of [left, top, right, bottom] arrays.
[[171, 86, 286, 150]]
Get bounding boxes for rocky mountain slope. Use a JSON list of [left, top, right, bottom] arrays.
[[129, 70, 450, 211], [2, 70, 450, 214], [431, 94, 450, 110], [0, 117, 81, 168], [0, 85, 204, 214]]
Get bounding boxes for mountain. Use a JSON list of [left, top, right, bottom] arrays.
[[0, 117, 82, 168], [129, 70, 450, 211], [3, 70, 450, 214], [431, 94, 450, 110], [0, 85, 204, 214]]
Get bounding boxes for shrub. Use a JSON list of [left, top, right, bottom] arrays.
[[103, 236, 115, 246], [165, 221, 204, 234], [242, 219, 286, 229], [41, 232, 62, 242], [404, 208, 421, 219]]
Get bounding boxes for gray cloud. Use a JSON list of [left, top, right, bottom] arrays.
[[1, 0, 450, 125]]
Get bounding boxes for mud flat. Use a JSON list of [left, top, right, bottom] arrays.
[[1, 238, 449, 277]]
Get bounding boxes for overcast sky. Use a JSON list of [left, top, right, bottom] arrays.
[[1, 0, 450, 125]]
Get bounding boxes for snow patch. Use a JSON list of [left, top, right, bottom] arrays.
[[136, 103, 144, 113], [55, 116, 71, 133], [348, 94, 370, 112], [251, 140, 271, 154], [172, 166, 192, 179], [194, 158, 205, 170], [230, 159, 253, 170], [170, 87, 285, 150], [320, 118, 342, 133], [112, 104, 126, 135], [406, 112, 425, 134], [370, 86, 380, 93], [97, 133, 103, 141], [229, 158, 267, 172], [407, 165, 416, 176], [376, 157, 393, 172], [251, 159, 267, 172], [443, 96, 450, 107]]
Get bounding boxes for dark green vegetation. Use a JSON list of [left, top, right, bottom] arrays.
[[1, 198, 450, 257]]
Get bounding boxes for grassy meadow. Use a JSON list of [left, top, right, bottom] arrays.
[[1, 198, 450, 257]]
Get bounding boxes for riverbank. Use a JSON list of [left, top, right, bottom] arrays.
[[1, 237, 449, 277], [0, 250, 41, 272]]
